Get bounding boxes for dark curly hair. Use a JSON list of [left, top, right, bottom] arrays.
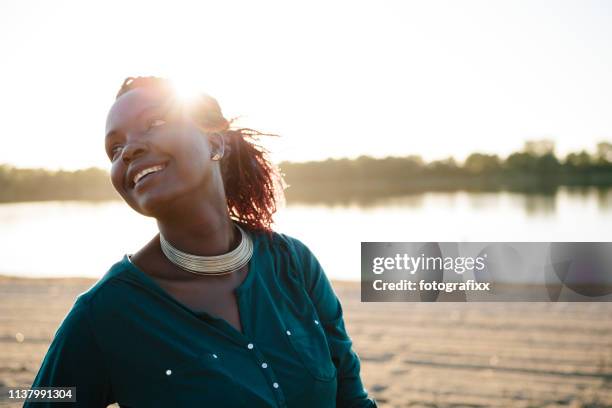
[[115, 76, 285, 234]]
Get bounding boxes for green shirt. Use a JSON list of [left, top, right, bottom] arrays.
[[25, 229, 377, 407]]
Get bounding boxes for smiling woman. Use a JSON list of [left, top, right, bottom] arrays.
[[104, 76, 282, 232], [25, 76, 378, 408]]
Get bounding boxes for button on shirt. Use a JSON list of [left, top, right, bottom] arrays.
[[25, 229, 377, 408]]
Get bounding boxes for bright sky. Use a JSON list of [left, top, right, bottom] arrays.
[[1, 0, 611, 171]]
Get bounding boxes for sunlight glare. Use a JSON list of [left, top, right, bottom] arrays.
[[168, 76, 207, 105]]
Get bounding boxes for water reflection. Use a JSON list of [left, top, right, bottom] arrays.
[[285, 186, 612, 215], [523, 194, 556, 216], [595, 188, 612, 210], [1, 187, 612, 280]]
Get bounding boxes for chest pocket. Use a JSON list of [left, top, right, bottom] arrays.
[[159, 351, 247, 407], [285, 318, 337, 382]]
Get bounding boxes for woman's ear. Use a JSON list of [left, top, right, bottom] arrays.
[[209, 132, 225, 161]]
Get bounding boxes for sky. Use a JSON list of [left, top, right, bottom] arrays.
[[0, 0, 611, 171]]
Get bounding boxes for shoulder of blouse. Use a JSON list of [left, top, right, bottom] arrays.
[[70, 256, 134, 311], [261, 228, 310, 255], [260, 229, 324, 291]]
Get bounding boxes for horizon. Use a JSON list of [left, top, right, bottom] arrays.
[[0, 137, 607, 172]]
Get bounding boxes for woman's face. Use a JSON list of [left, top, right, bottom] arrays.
[[105, 86, 218, 217]]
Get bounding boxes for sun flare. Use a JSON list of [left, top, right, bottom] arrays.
[[168, 76, 207, 105]]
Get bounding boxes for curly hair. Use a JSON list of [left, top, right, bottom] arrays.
[[114, 76, 285, 234]]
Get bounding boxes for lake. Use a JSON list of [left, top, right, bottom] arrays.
[[1, 187, 612, 281]]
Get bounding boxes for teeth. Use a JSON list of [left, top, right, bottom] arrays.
[[134, 165, 164, 185]]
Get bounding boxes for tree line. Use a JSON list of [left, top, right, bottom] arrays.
[[1, 140, 611, 203], [278, 140, 612, 200]]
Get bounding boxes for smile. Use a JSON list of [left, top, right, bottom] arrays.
[[133, 164, 166, 187]]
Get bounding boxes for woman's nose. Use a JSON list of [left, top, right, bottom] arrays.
[[121, 142, 148, 164]]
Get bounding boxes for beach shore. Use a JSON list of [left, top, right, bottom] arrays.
[[1, 275, 611, 407]]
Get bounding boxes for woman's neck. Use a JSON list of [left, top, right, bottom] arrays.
[[155, 198, 239, 257]]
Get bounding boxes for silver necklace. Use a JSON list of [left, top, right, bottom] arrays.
[[159, 224, 253, 276]]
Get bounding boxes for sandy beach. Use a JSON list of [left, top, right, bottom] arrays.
[[1, 275, 611, 407]]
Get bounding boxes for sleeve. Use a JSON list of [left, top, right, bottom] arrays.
[[23, 298, 114, 408], [291, 237, 378, 408]]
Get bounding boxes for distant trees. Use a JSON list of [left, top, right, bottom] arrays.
[[280, 139, 612, 182], [0, 165, 117, 202], [1, 139, 612, 203], [504, 140, 561, 175], [427, 157, 459, 176], [464, 153, 501, 175], [596, 142, 612, 164], [564, 151, 592, 171], [524, 139, 555, 156], [279, 139, 612, 199]]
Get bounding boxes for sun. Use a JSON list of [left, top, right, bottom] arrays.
[[168, 76, 207, 104]]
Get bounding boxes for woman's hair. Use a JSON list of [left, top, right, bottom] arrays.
[[115, 76, 285, 234]]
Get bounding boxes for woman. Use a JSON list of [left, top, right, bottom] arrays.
[[26, 76, 377, 407]]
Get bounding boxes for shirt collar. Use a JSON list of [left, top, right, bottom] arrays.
[[113, 228, 262, 300]]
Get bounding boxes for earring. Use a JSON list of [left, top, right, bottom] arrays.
[[211, 133, 225, 161]]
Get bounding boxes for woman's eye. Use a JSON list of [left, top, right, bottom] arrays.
[[111, 146, 122, 159], [148, 118, 167, 129]]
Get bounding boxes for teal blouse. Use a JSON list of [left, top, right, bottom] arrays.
[[25, 229, 377, 407]]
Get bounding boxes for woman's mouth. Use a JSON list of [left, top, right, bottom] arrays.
[[133, 164, 166, 190]]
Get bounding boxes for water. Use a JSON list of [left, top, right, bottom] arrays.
[[1, 188, 612, 281]]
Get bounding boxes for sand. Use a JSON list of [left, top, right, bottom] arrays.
[[1, 276, 611, 407]]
